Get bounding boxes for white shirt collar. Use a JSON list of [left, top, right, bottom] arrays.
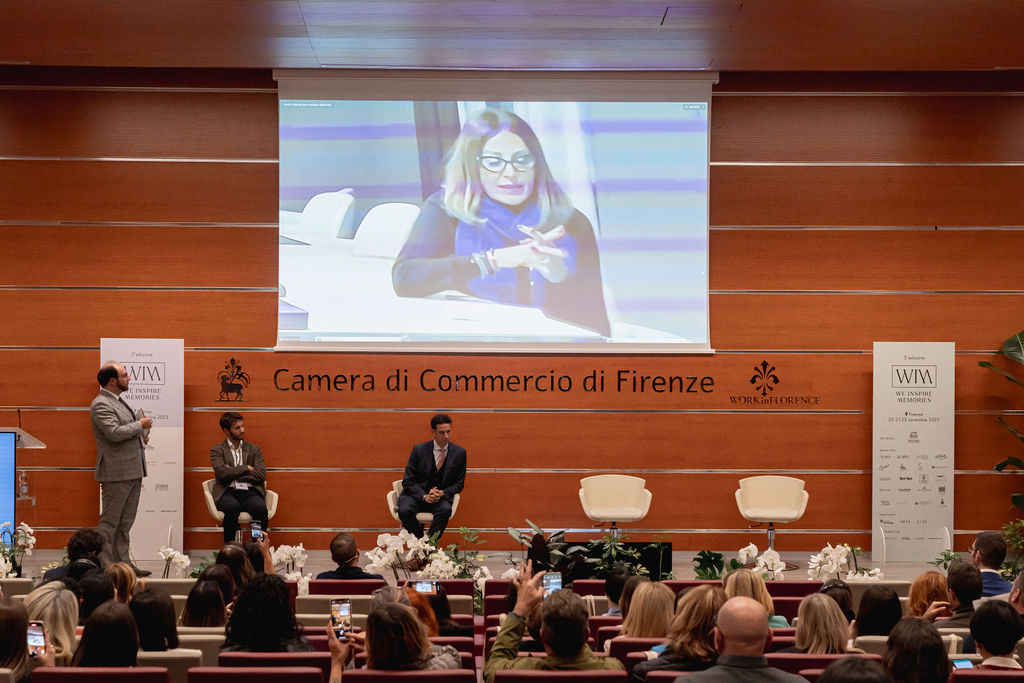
[[982, 656, 1021, 669]]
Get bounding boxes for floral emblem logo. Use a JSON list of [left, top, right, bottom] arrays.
[[749, 360, 780, 397], [217, 358, 250, 401]]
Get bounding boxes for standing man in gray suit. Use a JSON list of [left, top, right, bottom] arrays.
[[210, 412, 268, 543], [91, 361, 153, 576]]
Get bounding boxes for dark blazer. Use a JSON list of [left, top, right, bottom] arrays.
[[210, 440, 267, 503], [982, 570, 1013, 596], [315, 565, 386, 581], [401, 440, 466, 501]]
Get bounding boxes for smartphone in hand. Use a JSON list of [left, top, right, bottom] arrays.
[[331, 598, 352, 639], [27, 620, 45, 658]]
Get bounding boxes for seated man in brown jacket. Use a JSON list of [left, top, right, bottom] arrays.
[[483, 561, 624, 683]]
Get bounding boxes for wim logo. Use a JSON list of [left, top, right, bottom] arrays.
[[124, 362, 165, 386], [891, 365, 937, 388], [750, 360, 780, 397], [217, 358, 250, 401]]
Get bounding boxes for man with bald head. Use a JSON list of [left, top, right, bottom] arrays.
[[681, 596, 804, 682]]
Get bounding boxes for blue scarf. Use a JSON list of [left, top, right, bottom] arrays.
[[454, 196, 576, 307]]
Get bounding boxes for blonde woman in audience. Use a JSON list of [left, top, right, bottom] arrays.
[[723, 568, 788, 627], [630, 585, 726, 683], [24, 581, 79, 666], [907, 571, 947, 618], [787, 593, 853, 654], [106, 561, 139, 603], [619, 574, 650, 620], [605, 581, 675, 652]]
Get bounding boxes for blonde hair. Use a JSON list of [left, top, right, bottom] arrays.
[[666, 585, 726, 662], [24, 582, 80, 666], [106, 561, 138, 603], [724, 569, 775, 616], [908, 571, 947, 618], [441, 109, 574, 227], [794, 593, 848, 654], [621, 581, 675, 639]]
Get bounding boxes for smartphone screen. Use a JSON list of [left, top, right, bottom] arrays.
[[952, 659, 974, 670], [542, 572, 562, 597], [414, 580, 438, 594], [331, 599, 352, 638], [250, 521, 263, 541], [27, 621, 45, 658]]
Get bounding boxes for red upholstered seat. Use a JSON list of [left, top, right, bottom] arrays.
[[188, 666, 323, 682], [494, 671, 628, 681], [219, 651, 332, 682], [596, 625, 623, 650], [950, 672, 1024, 680], [607, 638, 666, 666], [765, 636, 797, 652], [32, 667, 170, 682], [341, 670, 477, 681], [588, 616, 623, 642], [354, 651, 475, 670], [764, 652, 883, 674], [799, 669, 827, 683], [771, 596, 803, 621]]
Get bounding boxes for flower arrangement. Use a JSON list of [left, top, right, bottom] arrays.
[[364, 529, 435, 581], [807, 543, 883, 581], [738, 543, 787, 580], [158, 545, 191, 578], [0, 522, 36, 578], [271, 543, 308, 575]]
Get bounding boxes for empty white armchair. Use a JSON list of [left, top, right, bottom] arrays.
[[735, 475, 808, 551], [579, 475, 652, 537], [352, 202, 422, 259]]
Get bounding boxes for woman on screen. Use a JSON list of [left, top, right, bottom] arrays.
[[392, 108, 610, 336]]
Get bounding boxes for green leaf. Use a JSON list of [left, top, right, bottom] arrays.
[[996, 418, 1024, 445], [525, 519, 544, 536], [1001, 329, 1024, 366], [994, 456, 1024, 472], [507, 527, 528, 545], [978, 361, 1024, 391], [1012, 493, 1024, 513]]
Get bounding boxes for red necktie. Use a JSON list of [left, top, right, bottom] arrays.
[[436, 447, 446, 471]]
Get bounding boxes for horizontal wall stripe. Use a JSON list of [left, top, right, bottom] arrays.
[[713, 290, 1024, 295], [714, 92, 1024, 97], [0, 286, 277, 292], [712, 162, 1024, 167], [711, 226, 1024, 231], [0, 156, 277, 163], [0, 86, 278, 94], [0, 222, 278, 227]]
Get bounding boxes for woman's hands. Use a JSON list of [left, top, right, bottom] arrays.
[[327, 620, 365, 681], [487, 225, 569, 283]]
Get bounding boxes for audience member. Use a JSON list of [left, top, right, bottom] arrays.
[[24, 581, 79, 666], [0, 596, 55, 680], [197, 564, 236, 608], [77, 570, 116, 624], [105, 561, 138, 603], [603, 565, 631, 617], [934, 561, 982, 629], [180, 579, 227, 627], [969, 531, 1013, 596], [42, 527, 104, 583], [724, 569, 789, 627], [215, 543, 256, 598], [630, 584, 725, 683], [852, 585, 902, 638], [605, 580, 674, 652], [317, 532, 386, 580], [969, 600, 1024, 669], [683, 596, 804, 682], [883, 618, 949, 683], [406, 588, 440, 636], [428, 584, 474, 637], [907, 571, 947, 618], [369, 585, 411, 613], [243, 537, 273, 574], [369, 602, 459, 668], [484, 561, 625, 682], [72, 600, 140, 667], [819, 656, 893, 683], [619, 574, 651, 620], [130, 587, 180, 651], [1009, 571, 1024, 615], [223, 573, 311, 652], [786, 593, 850, 654], [819, 579, 856, 622]]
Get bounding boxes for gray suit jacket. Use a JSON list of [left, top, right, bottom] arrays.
[[210, 440, 267, 503], [91, 389, 147, 482]]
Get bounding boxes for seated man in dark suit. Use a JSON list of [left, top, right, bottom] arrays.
[[210, 411, 268, 543], [397, 413, 466, 540], [316, 532, 385, 580], [935, 561, 983, 630], [970, 531, 1013, 596]]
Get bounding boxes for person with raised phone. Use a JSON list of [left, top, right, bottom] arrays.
[[483, 560, 625, 682]]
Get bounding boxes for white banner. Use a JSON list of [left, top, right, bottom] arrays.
[[100, 338, 184, 570], [872, 342, 955, 562]]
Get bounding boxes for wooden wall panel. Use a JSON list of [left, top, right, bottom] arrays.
[[712, 96, 1024, 163], [0, 291, 277, 348], [0, 90, 277, 158], [710, 166, 1024, 227], [0, 225, 277, 288], [711, 229, 1024, 292], [0, 160, 277, 223]]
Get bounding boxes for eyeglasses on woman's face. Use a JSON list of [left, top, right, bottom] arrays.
[[477, 153, 536, 174]]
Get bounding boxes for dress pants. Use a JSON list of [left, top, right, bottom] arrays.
[[216, 488, 269, 542], [98, 478, 142, 567], [397, 494, 452, 540]]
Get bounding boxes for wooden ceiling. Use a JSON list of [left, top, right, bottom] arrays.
[[3, 0, 1024, 72]]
